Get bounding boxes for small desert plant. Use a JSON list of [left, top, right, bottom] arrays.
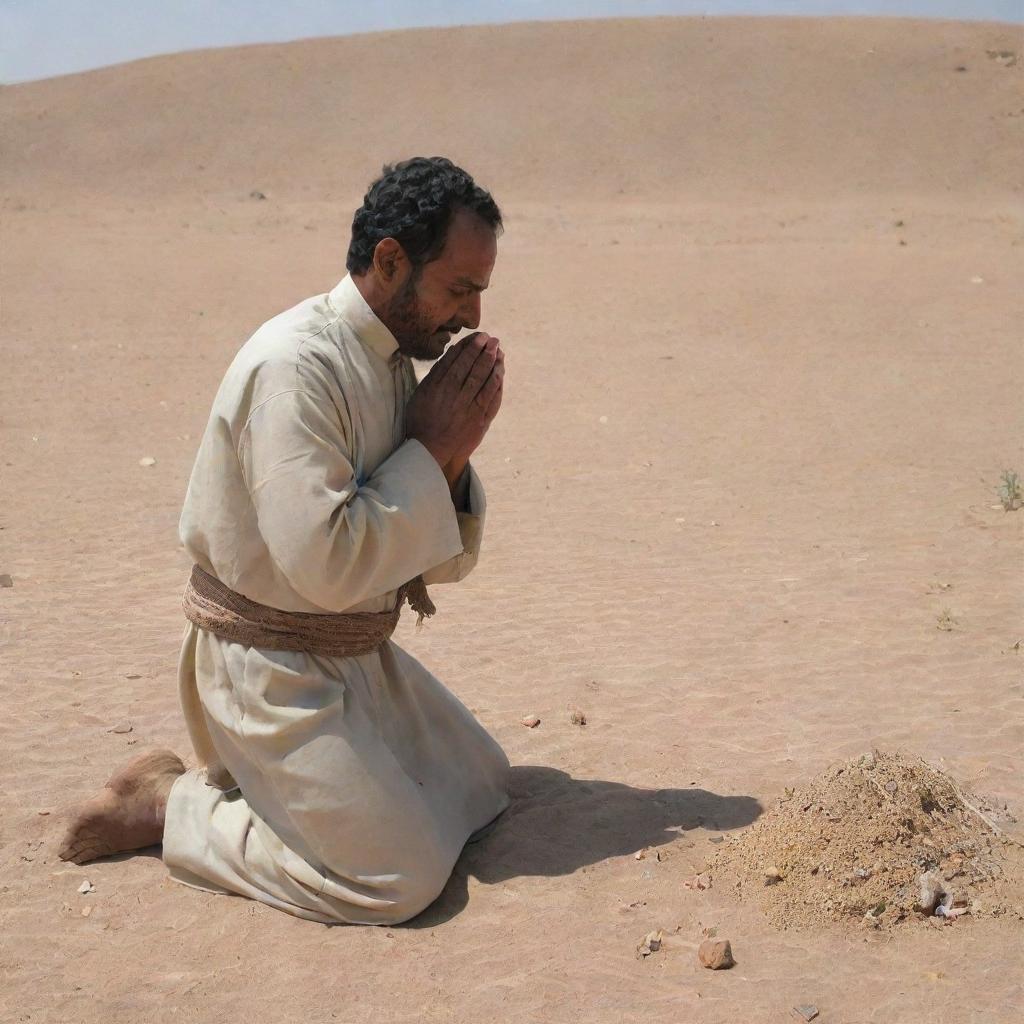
[[997, 469, 1023, 511]]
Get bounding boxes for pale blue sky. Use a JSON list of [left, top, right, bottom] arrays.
[[1, 0, 1021, 83]]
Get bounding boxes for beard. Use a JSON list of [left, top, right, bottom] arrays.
[[385, 273, 456, 361]]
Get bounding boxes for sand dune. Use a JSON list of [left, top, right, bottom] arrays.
[[3, 17, 1022, 203], [2, 17, 1023, 1024]]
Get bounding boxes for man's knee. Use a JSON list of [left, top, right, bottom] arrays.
[[313, 857, 452, 926], [378, 863, 451, 925]]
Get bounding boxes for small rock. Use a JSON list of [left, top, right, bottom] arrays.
[[124, 674, 142, 680], [636, 930, 663, 958], [0, 573, 13, 588], [81, 906, 93, 918], [520, 714, 540, 728], [917, 870, 946, 914], [37, 809, 51, 816], [249, 190, 267, 200], [698, 938, 734, 970], [598, 415, 608, 424], [970, 276, 984, 284], [569, 709, 587, 727], [138, 456, 157, 467], [763, 865, 784, 886], [78, 880, 95, 895], [683, 872, 712, 891], [792, 1006, 819, 1022], [108, 721, 133, 735]]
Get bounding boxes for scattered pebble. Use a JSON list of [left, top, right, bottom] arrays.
[[634, 847, 661, 862], [0, 574, 12, 588], [987, 49, 1019, 67], [792, 1005, 819, 1022], [970, 276, 984, 284], [125, 674, 142, 680], [520, 715, 540, 728], [570, 709, 587, 727], [37, 809, 51, 816], [78, 880, 95, 895], [697, 938, 734, 970], [683, 873, 712, 891], [917, 870, 946, 914], [636, 930, 663, 958], [138, 456, 157, 467], [764, 865, 784, 886], [250, 190, 267, 200], [108, 721, 133, 735], [598, 415, 609, 425], [81, 906, 93, 918]]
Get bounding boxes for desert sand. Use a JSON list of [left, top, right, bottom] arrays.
[[2, 15, 1023, 1023]]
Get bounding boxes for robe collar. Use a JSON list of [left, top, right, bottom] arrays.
[[328, 274, 400, 363]]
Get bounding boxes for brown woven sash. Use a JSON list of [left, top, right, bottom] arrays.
[[181, 565, 436, 656]]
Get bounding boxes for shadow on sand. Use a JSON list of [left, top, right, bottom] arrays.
[[407, 764, 762, 927]]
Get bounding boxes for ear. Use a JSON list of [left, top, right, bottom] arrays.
[[372, 237, 407, 284]]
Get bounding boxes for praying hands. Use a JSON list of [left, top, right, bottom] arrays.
[[406, 331, 505, 488]]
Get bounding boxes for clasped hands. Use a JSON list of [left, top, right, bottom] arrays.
[[406, 332, 505, 488]]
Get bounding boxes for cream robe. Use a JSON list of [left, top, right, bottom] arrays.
[[162, 275, 510, 925]]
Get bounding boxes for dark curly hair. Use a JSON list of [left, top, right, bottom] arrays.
[[346, 157, 502, 276]]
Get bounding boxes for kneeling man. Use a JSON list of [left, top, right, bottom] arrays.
[[59, 157, 511, 925]]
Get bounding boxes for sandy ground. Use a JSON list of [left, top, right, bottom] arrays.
[[2, 15, 1023, 1024]]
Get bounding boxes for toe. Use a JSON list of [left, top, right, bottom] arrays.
[[62, 840, 111, 865]]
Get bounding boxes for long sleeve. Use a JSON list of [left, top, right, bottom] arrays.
[[421, 463, 486, 586], [238, 387, 464, 612]]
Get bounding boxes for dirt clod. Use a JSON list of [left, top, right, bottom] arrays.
[[697, 938, 734, 969]]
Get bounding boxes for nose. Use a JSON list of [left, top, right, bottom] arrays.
[[461, 292, 481, 331]]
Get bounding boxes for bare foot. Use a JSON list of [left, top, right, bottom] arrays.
[[58, 749, 186, 865]]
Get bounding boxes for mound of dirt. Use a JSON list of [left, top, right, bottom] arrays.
[[711, 751, 1024, 931]]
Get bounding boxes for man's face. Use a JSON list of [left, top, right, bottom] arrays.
[[385, 208, 498, 361]]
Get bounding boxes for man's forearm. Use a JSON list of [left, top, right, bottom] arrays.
[[442, 455, 474, 511]]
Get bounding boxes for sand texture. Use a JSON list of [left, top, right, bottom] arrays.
[[2, 15, 1023, 1024]]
